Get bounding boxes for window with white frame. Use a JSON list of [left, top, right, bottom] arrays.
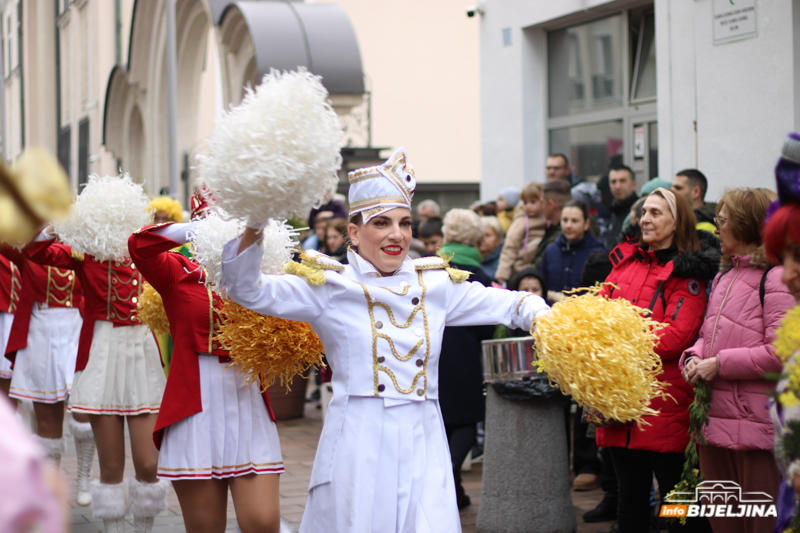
[[546, 6, 657, 183]]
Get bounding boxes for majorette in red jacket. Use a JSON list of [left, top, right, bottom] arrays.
[[596, 225, 720, 454], [1, 245, 82, 364], [128, 223, 275, 449], [25, 238, 142, 372]]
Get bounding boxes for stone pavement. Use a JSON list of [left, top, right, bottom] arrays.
[[57, 401, 616, 533]]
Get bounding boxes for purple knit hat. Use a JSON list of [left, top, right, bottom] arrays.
[[768, 132, 800, 219]]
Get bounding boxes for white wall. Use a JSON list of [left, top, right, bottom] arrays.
[[480, 0, 799, 204]]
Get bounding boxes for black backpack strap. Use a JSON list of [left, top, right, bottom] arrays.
[[760, 265, 776, 308]]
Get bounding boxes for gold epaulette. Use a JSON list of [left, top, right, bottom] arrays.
[[412, 254, 471, 283], [283, 249, 344, 285], [70, 249, 85, 261]]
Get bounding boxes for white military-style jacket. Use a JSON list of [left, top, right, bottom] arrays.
[[221, 238, 550, 406]]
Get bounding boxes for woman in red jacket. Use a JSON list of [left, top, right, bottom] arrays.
[[26, 233, 167, 533], [597, 188, 719, 532], [127, 193, 284, 533]]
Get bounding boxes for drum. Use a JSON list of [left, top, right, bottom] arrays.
[[481, 336, 542, 383]]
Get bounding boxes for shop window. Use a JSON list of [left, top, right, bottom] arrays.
[[546, 5, 658, 182]]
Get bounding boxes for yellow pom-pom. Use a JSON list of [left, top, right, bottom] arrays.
[[284, 260, 327, 285], [136, 283, 170, 337], [70, 249, 85, 261], [217, 300, 325, 390], [533, 284, 667, 424], [148, 196, 183, 223]]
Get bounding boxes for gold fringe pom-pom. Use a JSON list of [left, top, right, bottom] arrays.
[[70, 249, 85, 261], [445, 266, 471, 283], [284, 260, 327, 285], [533, 284, 667, 425], [217, 300, 325, 390], [136, 283, 170, 337]]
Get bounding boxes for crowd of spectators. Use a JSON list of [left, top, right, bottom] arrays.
[[295, 144, 800, 533]]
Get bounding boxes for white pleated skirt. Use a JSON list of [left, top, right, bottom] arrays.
[[68, 321, 165, 415], [157, 355, 284, 480], [0, 311, 13, 379], [299, 396, 461, 533], [9, 307, 81, 402]]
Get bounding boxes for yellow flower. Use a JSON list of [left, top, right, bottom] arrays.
[[780, 391, 800, 409]]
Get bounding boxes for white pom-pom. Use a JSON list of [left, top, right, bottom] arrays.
[[189, 212, 244, 291], [259, 219, 299, 275], [53, 174, 152, 262], [190, 213, 299, 290], [199, 68, 342, 223]]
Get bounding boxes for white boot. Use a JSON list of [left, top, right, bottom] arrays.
[[128, 478, 167, 533], [92, 480, 128, 533], [68, 416, 95, 506], [33, 434, 66, 469]]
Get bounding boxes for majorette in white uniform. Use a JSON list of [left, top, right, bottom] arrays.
[[221, 148, 551, 533]]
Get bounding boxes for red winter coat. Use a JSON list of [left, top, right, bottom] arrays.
[[596, 227, 720, 454]]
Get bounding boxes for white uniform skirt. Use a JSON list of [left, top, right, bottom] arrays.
[[9, 307, 81, 402], [69, 321, 165, 415], [157, 355, 284, 480], [299, 396, 461, 533], [0, 311, 13, 379]]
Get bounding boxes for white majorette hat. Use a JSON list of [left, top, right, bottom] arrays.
[[348, 147, 416, 223]]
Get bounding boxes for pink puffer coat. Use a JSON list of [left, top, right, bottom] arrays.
[[679, 248, 795, 451]]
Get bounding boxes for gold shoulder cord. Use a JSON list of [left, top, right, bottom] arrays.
[[8, 263, 20, 313], [353, 275, 429, 397]]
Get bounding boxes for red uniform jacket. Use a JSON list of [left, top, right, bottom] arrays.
[[25, 239, 142, 372], [2, 246, 82, 364], [0, 254, 21, 314], [596, 227, 720, 453], [128, 224, 275, 448]]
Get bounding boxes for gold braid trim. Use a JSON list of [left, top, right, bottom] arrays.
[[283, 250, 344, 285], [414, 252, 471, 282], [377, 366, 426, 394], [516, 293, 533, 315], [377, 334, 423, 361]]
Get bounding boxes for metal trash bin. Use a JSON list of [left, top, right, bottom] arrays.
[[477, 337, 576, 533]]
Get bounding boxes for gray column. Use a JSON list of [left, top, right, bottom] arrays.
[[477, 386, 576, 533]]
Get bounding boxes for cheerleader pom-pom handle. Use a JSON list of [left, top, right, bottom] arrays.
[[533, 284, 668, 425]]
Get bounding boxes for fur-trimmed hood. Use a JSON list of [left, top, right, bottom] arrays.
[[619, 223, 721, 280], [719, 245, 771, 273]]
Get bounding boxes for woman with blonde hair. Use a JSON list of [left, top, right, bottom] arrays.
[[597, 188, 720, 532], [680, 188, 794, 533]]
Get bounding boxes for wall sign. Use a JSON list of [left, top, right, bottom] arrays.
[[713, 0, 757, 43]]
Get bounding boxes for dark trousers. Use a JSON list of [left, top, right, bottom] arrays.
[[600, 446, 618, 496], [609, 447, 712, 533], [445, 423, 477, 498]]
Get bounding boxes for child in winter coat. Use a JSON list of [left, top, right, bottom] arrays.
[[495, 182, 546, 284], [539, 200, 604, 302]]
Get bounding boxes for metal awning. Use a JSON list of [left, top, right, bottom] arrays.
[[218, 1, 364, 94]]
